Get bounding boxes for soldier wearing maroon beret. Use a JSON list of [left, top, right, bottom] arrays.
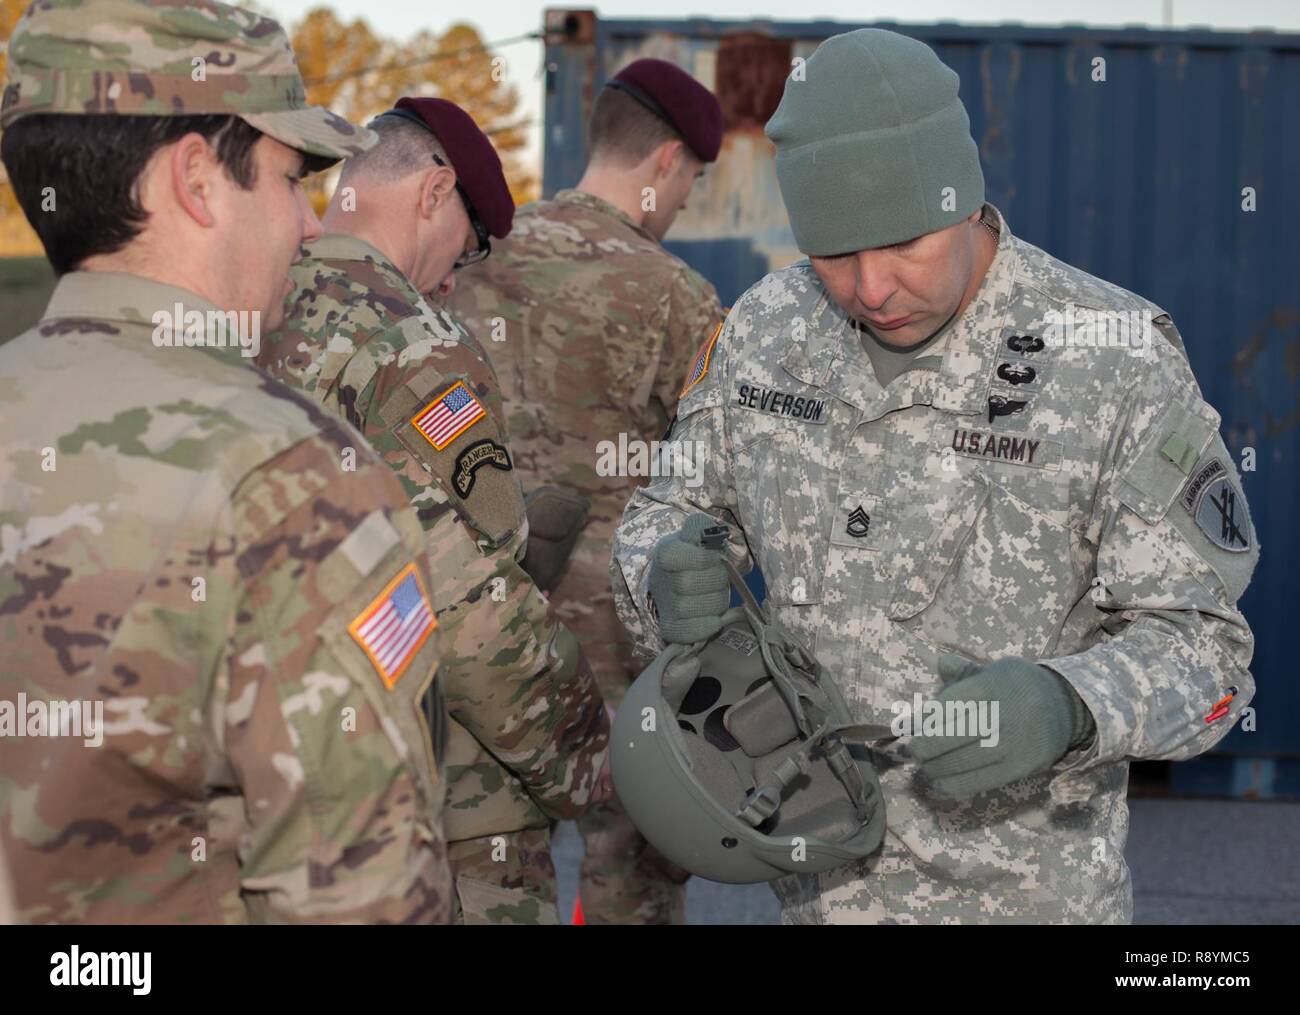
[[447, 57, 726, 924], [259, 98, 615, 925]]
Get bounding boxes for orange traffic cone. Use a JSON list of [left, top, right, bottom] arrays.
[[571, 897, 585, 925]]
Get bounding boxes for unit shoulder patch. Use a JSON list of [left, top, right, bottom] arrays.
[[1182, 459, 1251, 552]]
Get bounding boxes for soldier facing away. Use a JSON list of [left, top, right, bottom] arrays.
[[257, 98, 610, 925], [611, 29, 1259, 923], [0, 0, 452, 922], [448, 58, 726, 925]]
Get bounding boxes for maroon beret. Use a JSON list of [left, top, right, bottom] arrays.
[[607, 58, 724, 163], [387, 96, 514, 238]]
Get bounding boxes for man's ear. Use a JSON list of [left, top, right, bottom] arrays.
[[653, 139, 685, 181], [418, 165, 457, 219], [168, 132, 221, 228]]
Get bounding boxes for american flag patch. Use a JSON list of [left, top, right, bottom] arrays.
[[348, 563, 437, 690], [680, 320, 724, 397], [410, 381, 486, 451]]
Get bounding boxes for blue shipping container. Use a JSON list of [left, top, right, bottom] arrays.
[[541, 10, 1300, 791]]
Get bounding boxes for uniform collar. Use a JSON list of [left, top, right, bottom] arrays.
[[39, 270, 263, 366], [553, 188, 659, 244], [303, 233, 426, 304], [781, 203, 1018, 422], [304, 232, 389, 266], [43, 270, 221, 327]]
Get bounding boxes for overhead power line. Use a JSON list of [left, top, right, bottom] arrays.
[[303, 30, 551, 86]]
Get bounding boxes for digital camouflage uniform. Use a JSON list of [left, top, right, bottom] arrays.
[[612, 204, 1259, 924], [451, 188, 724, 923], [0, 273, 450, 923], [258, 234, 609, 924]]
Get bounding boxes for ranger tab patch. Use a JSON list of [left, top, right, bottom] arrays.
[[411, 381, 486, 451], [348, 563, 437, 690], [681, 320, 724, 397], [453, 439, 513, 496]]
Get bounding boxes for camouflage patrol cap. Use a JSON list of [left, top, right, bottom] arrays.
[[0, 0, 375, 163]]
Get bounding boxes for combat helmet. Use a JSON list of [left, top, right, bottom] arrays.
[[612, 525, 888, 883]]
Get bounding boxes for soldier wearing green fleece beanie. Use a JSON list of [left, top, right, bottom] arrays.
[[765, 28, 985, 256], [613, 26, 1256, 925]]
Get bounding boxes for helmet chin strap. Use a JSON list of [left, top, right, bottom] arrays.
[[696, 536, 891, 830]]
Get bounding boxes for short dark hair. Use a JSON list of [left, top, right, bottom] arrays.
[[587, 87, 683, 168], [1, 113, 265, 275]]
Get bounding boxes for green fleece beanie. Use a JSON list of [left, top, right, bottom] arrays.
[[765, 29, 985, 256]]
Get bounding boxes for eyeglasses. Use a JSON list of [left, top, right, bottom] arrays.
[[432, 153, 491, 270]]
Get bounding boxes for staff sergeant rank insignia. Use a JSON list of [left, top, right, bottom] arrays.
[[453, 439, 513, 496]]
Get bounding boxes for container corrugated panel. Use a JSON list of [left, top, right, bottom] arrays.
[[542, 11, 1300, 761]]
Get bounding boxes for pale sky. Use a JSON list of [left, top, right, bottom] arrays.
[[262, 1, 1300, 173]]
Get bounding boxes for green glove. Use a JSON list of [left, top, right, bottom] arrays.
[[912, 655, 1096, 800], [648, 513, 731, 644]]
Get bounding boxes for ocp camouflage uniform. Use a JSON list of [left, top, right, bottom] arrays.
[[258, 234, 609, 924], [450, 188, 723, 923], [0, 0, 374, 155], [0, 273, 450, 923], [612, 204, 1259, 924]]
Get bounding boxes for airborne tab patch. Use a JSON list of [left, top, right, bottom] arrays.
[[411, 381, 486, 451], [681, 320, 724, 397], [348, 563, 437, 690]]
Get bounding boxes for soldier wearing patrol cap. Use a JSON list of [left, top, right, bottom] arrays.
[[0, 0, 453, 922], [448, 56, 726, 925], [611, 29, 1259, 924], [257, 97, 611, 925]]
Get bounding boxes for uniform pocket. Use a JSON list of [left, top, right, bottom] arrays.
[[315, 548, 442, 810], [455, 876, 559, 925], [887, 473, 1084, 659], [733, 426, 828, 606], [888, 472, 991, 621], [1116, 397, 1218, 525], [379, 367, 526, 549]]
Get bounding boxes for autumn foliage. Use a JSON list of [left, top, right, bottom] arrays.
[[0, 3, 536, 254]]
